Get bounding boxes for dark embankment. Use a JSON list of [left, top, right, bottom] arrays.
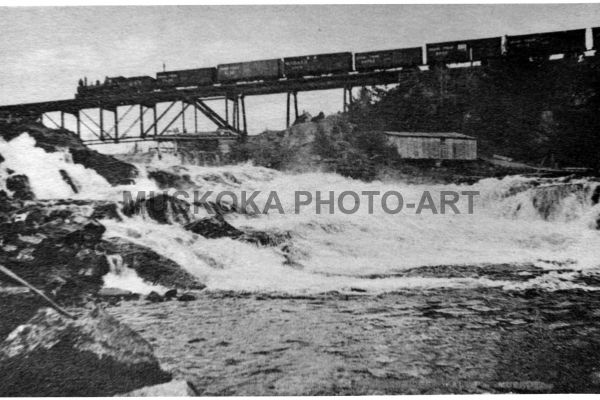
[[232, 115, 586, 183], [347, 57, 600, 171]]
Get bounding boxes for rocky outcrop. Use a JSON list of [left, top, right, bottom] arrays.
[[147, 169, 194, 190], [0, 307, 171, 396], [5, 174, 34, 200], [0, 123, 137, 186], [104, 237, 205, 290], [121, 379, 198, 396], [0, 201, 111, 302], [122, 193, 193, 225], [185, 214, 243, 239], [0, 198, 204, 301], [185, 214, 291, 247]]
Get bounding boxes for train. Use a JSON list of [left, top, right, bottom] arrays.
[[76, 27, 599, 99]]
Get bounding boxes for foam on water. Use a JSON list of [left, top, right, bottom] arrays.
[[0, 133, 112, 199], [2, 133, 599, 294], [103, 254, 167, 295], [101, 162, 600, 294]]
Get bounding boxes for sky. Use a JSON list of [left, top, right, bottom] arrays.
[[1, 4, 600, 146]]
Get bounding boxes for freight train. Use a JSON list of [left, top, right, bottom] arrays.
[[76, 27, 597, 99]]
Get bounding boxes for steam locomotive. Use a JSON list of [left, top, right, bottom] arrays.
[[76, 27, 594, 99]]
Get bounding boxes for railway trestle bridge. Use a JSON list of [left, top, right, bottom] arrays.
[[0, 69, 402, 145]]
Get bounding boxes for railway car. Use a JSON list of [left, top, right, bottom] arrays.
[[592, 27, 600, 50], [468, 37, 503, 63], [506, 28, 586, 59], [283, 52, 353, 78], [427, 37, 503, 66], [426, 41, 470, 65], [156, 67, 216, 88], [217, 59, 282, 83], [355, 47, 423, 72]]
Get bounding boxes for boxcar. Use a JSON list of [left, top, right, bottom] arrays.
[[426, 41, 470, 65], [283, 52, 353, 78], [157, 67, 216, 88], [468, 37, 502, 62], [592, 27, 600, 50], [506, 28, 586, 58], [355, 47, 423, 72], [217, 59, 282, 83]]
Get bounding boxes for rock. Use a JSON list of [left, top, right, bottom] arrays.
[[293, 111, 312, 125], [104, 237, 205, 290], [5, 174, 34, 200], [120, 379, 198, 396], [97, 287, 140, 301], [59, 169, 78, 193], [122, 193, 192, 225], [147, 169, 194, 190], [0, 123, 138, 186], [90, 202, 122, 221], [178, 293, 196, 302], [0, 201, 112, 302], [164, 288, 178, 300], [0, 307, 171, 396], [184, 214, 242, 239], [146, 291, 164, 303], [239, 229, 291, 246], [492, 381, 554, 393], [311, 111, 325, 122], [0, 292, 47, 341]]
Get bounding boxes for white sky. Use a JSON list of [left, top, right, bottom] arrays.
[[1, 4, 600, 145]]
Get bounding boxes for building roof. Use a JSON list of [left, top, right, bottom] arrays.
[[384, 131, 476, 140]]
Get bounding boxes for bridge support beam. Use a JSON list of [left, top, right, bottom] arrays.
[[286, 91, 299, 127], [99, 109, 104, 141], [143, 101, 177, 138], [139, 105, 145, 138], [191, 97, 237, 133], [114, 108, 119, 143], [343, 86, 353, 113], [240, 95, 247, 139], [76, 113, 80, 137]]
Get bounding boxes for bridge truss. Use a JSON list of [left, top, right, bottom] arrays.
[[0, 69, 403, 144]]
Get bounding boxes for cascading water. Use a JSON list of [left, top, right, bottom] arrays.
[[3, 132, 600, 294]]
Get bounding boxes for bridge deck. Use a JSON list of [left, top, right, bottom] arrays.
[[0, 69, 408, 115]]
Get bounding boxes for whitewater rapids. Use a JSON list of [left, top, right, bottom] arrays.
[[2, 133, 600, 294]]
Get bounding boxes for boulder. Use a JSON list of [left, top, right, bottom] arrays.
[[147, 169, 194, 190], [164, 289, 178, 300], [177, 293, 196, 302], [146, 291, 163, 303], [0, 201, 111, 302], [97, 287, 139, 302], [104, 237, 205, 290], [0, 291, 47, 341], [184, 214, 242, 239], [90, 202, 122, 221], [122, 193, 192, 225], [0, 307, 171, 396], [121, 379, 198, 396], [5, 174, 35, 200], [185, 215, 291, 248]]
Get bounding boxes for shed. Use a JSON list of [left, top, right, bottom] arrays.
[[384, 131, 477, 160]]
